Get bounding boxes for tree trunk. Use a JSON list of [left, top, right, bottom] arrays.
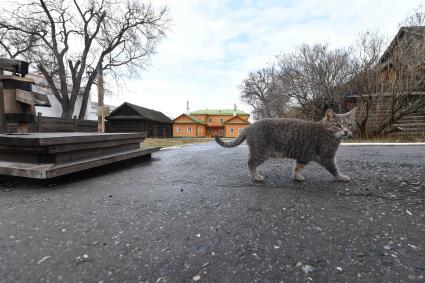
[[0, 70, 5, 133], [78, 66, 98, 120], [97, 64, 104, 132], [61, 108, 73, 119]]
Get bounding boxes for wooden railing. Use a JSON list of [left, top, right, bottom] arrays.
[[6, 113, 97, 133]]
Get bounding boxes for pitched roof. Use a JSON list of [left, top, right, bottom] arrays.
[[173, 113, 203, 123], [380, 26, 425, 64], [107, 102, 172, 124], [224, 116, 250, 124], [190, 109, 249, 115]]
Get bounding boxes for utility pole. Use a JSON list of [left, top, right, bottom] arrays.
[[0, 69, 5, 133], [97, 64, 104, 132]]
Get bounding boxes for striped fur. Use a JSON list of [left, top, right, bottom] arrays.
[[214, 130, 246, 147], [214, 108, 356, 182]]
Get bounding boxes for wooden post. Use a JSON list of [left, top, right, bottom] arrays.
[[0, 70, 5, 133], [17, 123, 29, 134], [97, 64, 104, 132], [73, 115, 78, 132], [37, 112, 42, 132]]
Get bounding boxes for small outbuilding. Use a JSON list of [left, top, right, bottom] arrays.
[[105, 102, 173, 138]]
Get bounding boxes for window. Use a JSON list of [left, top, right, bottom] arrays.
[[230, 128, 235, 134], [238, 128, 243, 133], [219, 118, 224, 122], [187, 127, 192, 133], [176, 127, 181, 133], [208, 118, 213, 123]]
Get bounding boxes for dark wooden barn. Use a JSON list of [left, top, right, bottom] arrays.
[[105, 102, 173, 138]]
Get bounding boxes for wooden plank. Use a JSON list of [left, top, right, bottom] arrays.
[[33, 91, 51, 107], [77, 120, 97, 126], [41, 124, 74, 132], [0, 144, 48, 153], [54, 143, 140, 164], [3, 88, 19, 113], [46, 147, 159, 178], [0, 161, 52, 179], [15, 89, 35, 106], [41, 132, 147, 146], [0, 132, 147, 146], [0, 59, 29, 75], [41, 118, 74, 125], [0, 146, 159, 179], [0, 152, 40, 163], [47, 138, 143, 153]]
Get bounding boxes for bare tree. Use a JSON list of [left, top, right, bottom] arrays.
[[277, 44, 354, 120], [400, 3, 425, 27], [0, 0, 169, 119], [0, 28, 39, 60], [349, 10, 425, 138], [347, 30, 387, 137], [240, 65, 289, 119]]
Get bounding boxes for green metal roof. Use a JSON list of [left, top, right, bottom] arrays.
[[190, 109, 249, 115]]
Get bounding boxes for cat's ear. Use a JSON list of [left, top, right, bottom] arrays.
[[325, 109, 336, 121], [347, 107, 357, 118]]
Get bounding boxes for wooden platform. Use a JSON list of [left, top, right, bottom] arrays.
[[0, 132, 159, 179]]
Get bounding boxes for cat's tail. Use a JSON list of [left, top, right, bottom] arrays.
[[214, 130, 247, 148]]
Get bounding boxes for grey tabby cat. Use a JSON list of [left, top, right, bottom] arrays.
[[215, 108, 357, 182]]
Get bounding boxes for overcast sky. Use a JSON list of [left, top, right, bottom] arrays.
[[103, 0, 422, 118]]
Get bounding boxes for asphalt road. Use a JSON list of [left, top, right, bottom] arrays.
[[0, 142, 424, 283]]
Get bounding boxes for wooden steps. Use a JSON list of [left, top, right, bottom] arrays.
[[0, 132, 159, 179]]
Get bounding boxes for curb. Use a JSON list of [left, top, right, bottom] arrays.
[[341, 143, 425, 146]]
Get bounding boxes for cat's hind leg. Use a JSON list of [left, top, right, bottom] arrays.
[[319, 158, 350, 182], [293, 161, 307, 182], [248, 154, 268, 182]]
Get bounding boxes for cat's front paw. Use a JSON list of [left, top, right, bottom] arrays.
[[336, 174, 350, 182], [294, 174, 305, 182], [254, 174, 265, 182]]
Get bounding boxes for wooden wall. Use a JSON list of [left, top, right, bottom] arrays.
[[106, 119, 172, 138], [224, 124, 248, 138], [173, 123, 206, 137]]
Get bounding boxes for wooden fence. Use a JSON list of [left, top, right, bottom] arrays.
[[6, 113, 97, 133]]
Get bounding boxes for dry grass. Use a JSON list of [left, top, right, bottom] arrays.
[[143, 138, 214, 148]]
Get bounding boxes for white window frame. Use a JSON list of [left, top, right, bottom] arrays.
[[187, 127, 192, 133], [230, 128, 235, 134], [176, 127, 181, 133], [238, 128, 243, 133]]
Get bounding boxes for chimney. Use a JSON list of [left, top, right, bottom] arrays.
[[186, 101, 190, 115], [233, 104, 237, 116]]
